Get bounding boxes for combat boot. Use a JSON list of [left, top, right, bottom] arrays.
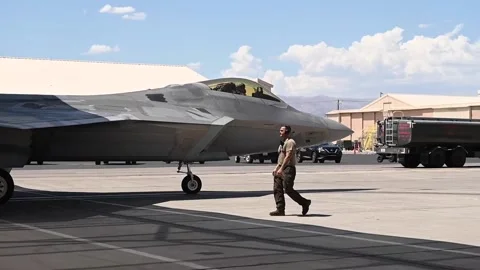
[[302, 200, 311, 216], [269, 209, 285, 216]]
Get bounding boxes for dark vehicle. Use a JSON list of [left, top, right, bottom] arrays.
[[94, 160, 204, 165], [375, 116, 480, 168], [296, 142, 342, 163], [376, 153, 397, 163], [235, 152, 279, 163]]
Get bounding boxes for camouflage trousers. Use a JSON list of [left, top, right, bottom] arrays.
[[273, 166, 309, 211]]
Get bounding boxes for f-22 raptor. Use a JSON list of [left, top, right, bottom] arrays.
[[0, 77, 353, 205]]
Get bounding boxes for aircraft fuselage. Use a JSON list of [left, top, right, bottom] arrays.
[[0, 77, 353, 204], [0, 79, 352, 167]]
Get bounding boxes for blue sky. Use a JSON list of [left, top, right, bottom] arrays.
[[1, 1, 480, 98]]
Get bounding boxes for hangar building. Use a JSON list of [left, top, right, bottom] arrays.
[[0, 56, 208, 95], [326, 93, 480, 150]]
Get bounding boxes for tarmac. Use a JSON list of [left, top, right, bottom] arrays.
[[0, 156, 479, 269], [16, 153, 399, 170]]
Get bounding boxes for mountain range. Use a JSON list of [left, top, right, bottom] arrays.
[[279, 94, 373, 116]]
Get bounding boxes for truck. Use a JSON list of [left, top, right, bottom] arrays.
[[375, 115, 480, 168]]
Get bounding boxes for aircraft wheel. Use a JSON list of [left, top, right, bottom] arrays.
[[181, 174, 202, 194], [0, 169, 14, 205]]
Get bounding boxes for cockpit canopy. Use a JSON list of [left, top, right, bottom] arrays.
[[200, 77, 283, 103]]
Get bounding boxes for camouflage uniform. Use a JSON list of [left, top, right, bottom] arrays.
[[271, 138, 311, 216]]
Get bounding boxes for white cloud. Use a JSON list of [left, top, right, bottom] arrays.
[[99, 4, 147, 20], [220, 45, 346, 96], [122, 12, 147, 21], [187, 62, 201, 70], [99, 4, 135, 14], [418, 23, 431, 29], [221, 24, 480, 98], [84, 44, 120, 55], [221, 45, 263, 78]]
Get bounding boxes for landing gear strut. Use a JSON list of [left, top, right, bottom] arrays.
[[0, 169, 14, 205], [177, 162, 202, 194]]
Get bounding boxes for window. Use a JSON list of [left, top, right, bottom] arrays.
[[201, 78, 281, 103], [320, 142, 336, 147]]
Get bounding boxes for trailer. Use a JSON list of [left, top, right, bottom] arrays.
[[375, 115, 480, 168]]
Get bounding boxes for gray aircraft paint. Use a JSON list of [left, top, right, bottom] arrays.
[[0, 77, 353, 203], [0, 77, 353, 168]]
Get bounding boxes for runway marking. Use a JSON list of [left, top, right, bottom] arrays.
[[16, 190, 480, 258], [0, 220, 216, 270], [87, 201, 480, 257]]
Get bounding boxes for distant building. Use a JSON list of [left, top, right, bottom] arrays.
[[0, 56, 207, 95], [326, 93, 480, 149]]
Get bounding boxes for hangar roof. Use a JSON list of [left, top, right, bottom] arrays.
[[327, 93, 480, 115], [0, 56, 207, 95]]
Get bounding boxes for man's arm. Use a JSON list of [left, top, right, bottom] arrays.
[[280, 140, 295, 169]]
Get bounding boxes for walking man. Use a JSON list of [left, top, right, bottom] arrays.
[[270, 125, 311, 216]]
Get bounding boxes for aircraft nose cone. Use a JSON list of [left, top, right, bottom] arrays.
[[325, 118, 353, 141]]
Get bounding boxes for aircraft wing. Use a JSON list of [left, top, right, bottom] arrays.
[[0, 109, 113, 130], [0, 93, 223, 130]]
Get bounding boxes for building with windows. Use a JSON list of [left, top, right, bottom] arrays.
[[326, 93, 480, 150], [0, 56, 208, 95]]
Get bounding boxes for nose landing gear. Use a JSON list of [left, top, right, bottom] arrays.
[[177, 161, 202, 194]]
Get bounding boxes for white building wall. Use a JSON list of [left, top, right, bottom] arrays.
[[432, 107, 470, 118], [0, 57, 208, 95]]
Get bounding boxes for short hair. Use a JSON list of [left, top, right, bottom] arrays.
[[283, 125, 292, 134]]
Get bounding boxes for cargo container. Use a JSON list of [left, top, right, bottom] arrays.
[[375, 116, 480, 168]]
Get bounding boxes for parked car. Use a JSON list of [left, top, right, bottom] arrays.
[[95, 160, 137, 165], [235, 152, 279, 164], [296, 142, 342, 163], [95, 160, 205, 165]]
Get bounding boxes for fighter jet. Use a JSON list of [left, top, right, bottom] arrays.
[[0, 77, 353, 205]]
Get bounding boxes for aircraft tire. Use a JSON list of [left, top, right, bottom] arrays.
[[0, 169, 14, 205], [181, 174, 202, 194]]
